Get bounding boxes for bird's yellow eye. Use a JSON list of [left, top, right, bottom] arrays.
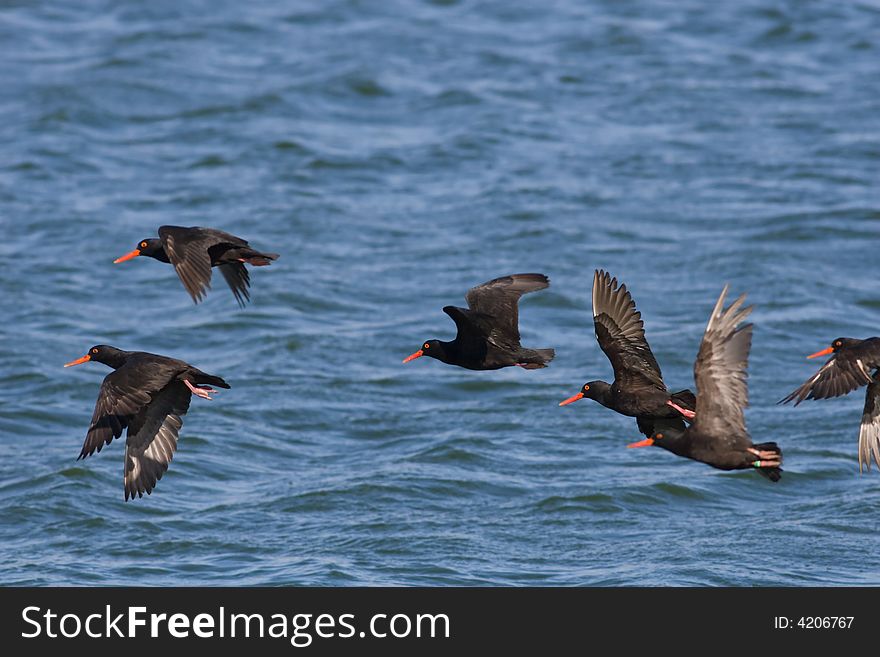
[[140, 241, 147, 249], [583, 384, 590, 391], [424, 343, 430, 350], [834, 341, 841, 347], [656, 433, 664, 439], [91, 348, 98, 354]]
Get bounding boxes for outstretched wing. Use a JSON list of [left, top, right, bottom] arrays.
[[79, 370, 152, 460], [779, 355, 874, 405], [464, 273, 549, 346], [78, 358, 182, 460], [443, 305, 491, 351], [858, 380, 880, 473], [691, 285, 754, 445], [219, 262, 251, 308], [592, 269, 666, 392], [123, 381, 192, 500], [158, 226, 217, 304]]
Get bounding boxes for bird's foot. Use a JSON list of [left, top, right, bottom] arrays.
[[184, 379, 217, 400], [238, 257, 272, 266], [666, 400, 696, 419], [748, 447, 781, 467]]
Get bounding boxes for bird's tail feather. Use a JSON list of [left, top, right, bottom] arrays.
[[194, 373, 231, 389], [241, 249, 279, 266], [519, 348, 555, 369]]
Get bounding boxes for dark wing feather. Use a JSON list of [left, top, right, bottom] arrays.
[[778, 354, 874, 405], [158, 226, 216, 304], [464, 273, 549, 346], [692, 286, 754, 445], [219, 262, 251, 308], [123, 381, 192, 500], [592, 270, 666, 392], [79, 370, 152, 460], [443, 305, 492, 350], [160, 225, 249, 248], [858, 380, 880, 473], [200, 227, 249, 246]]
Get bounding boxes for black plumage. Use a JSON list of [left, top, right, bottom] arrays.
[[403, 273, 555, 370], [114, 225, 279, 307], [64, 345, 230, 500], [779, 337, 880, 405], [631, 286, 783, 482], [559, 270, 696, 425], [779, 336, 880, 472]]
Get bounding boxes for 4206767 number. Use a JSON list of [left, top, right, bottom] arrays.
[[774, 617, 854, 630]]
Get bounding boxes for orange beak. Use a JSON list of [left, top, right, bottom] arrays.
[[113, 249, 141, 264], [627, 438, 654, 449], [402, 350, 424, 363], [807, 346, 834, 359], [64, 354, 91, 367], [559, 392, 584, 407]]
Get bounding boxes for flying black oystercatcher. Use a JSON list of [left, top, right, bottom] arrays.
[[114, 226, 279, 307], [779, 336, 880, 472], [64, 345, 230, 500], [402, 273, 555, 370], [559, 270, 696, 423], [629, 286, 783, 481]]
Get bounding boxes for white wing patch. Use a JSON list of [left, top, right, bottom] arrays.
[[859, 415, 880, 473], [859, 382, 880, 473]]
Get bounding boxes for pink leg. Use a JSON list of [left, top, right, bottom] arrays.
[[748, 447, 781, 465], [667, 399, 696, 419], [184, 379, 218, 400], [751, 459, 782, 468]]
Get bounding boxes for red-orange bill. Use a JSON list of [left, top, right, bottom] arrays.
[[64, 354, 91, 367], [807, 346, 834, 359], [402, 350, 423, 363], [627, 438, 654, 449], [558, 392, 584, 407], [113, 249, 141, 264]]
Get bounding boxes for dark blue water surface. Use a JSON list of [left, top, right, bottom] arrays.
[[2, 0, 880, 585]]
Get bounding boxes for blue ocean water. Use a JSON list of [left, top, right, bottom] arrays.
[[1, 0, 879, 585]]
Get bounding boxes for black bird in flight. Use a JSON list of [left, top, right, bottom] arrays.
[[779, 336, 880, 472], [559, 270, 696, 425], [65, 345, 230, 500], [403, 273, 555, 370], [629, 286, 783, 482], [114, 225, 279, 307]]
